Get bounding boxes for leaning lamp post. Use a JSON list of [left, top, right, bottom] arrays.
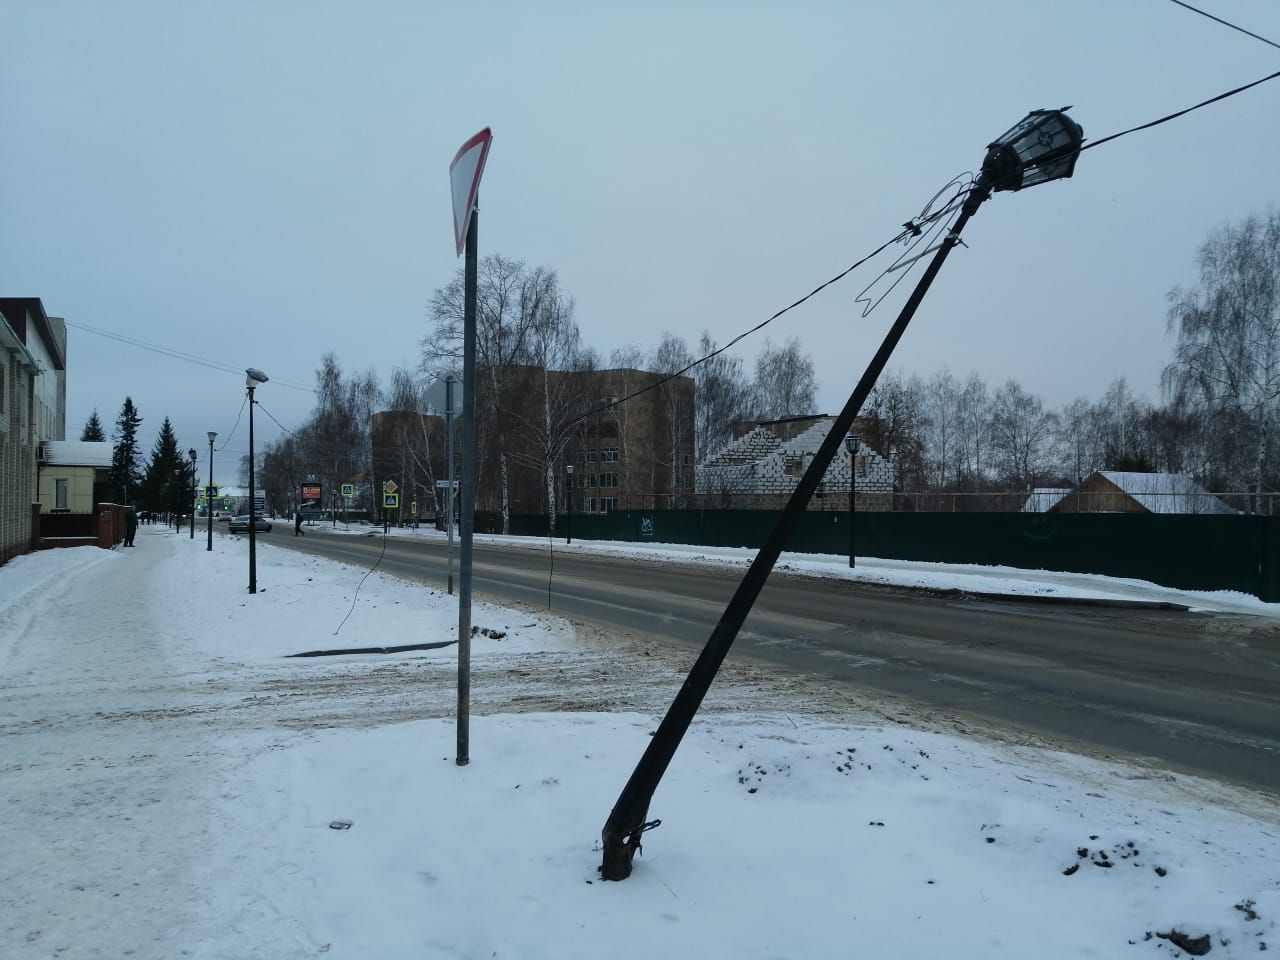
[[599, 108, 1084, 882], [245, 368, 269, 594]]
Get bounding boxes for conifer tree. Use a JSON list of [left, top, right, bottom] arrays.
[[109, 397, 143, 503], [80, 408, 106, 442], [142, 417, 185, 513]]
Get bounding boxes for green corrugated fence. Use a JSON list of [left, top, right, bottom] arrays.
[[502, 509, 1280, 602]]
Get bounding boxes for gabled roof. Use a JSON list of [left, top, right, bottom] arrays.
[[1022, 487, 1072, 513], [1098, 471, 1234, 515], [42, 441, 113, 468]]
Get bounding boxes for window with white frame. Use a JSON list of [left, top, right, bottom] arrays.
[[600, 497, 617, 513], [600, 473, 618, 488], [602, 447, 619, 462], [55, 477, 68, 510]]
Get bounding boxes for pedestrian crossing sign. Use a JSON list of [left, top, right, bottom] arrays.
[[383, 493, 399, 509]]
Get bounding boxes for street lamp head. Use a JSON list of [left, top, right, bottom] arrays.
[[207, 431, 217, 444], [982, 108, 1084, 193], [245, 368, 269, 389], [566, 463, 575, 475], [844, 434, 860, 455], [189, 448, 198, 463]]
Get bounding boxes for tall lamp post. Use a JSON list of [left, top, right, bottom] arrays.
[[844, 434, 860, 568], [172, 468, 184, 530], [206, 432, 217, 551], [188, 448, 198, 538], [599, 108, 1085, 881], [565, 463, 574, 544], [245, 368, 269, 594]]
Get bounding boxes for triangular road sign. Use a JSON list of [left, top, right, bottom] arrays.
[[450, 128, 492, 256]]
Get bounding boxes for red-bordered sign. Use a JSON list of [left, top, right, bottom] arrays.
[[450, 127, 492, 256], [300, 483, 322, 504]]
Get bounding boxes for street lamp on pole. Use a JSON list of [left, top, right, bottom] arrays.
[[188, 448, 198, 539], [206, 432, 217, 551], [565, 463, 574, 544], [844, 434, 860, 568], [598, 107, 1085, 881], [245, 367, 269, 594]]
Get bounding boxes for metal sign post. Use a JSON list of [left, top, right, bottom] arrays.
[[446, 374, 456, 596], [449, 127, 491, 768]]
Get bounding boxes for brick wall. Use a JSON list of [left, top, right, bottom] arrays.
[[695, 418, 895, 510]]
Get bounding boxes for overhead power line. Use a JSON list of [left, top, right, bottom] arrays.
[[1082, 65, 1280, 153], [1164, 0, 1280, 51], [63, 318, 315, 393]]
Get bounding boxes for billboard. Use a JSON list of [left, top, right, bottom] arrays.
[[301, 483, 322, 505]]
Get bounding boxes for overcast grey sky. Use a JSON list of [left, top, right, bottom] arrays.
[[3, 0, 1278, 483]]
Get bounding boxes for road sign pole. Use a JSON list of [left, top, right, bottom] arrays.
[[449, 126, 489, 768], [456, 202, 478, 767], [446, 375, 455, 596]]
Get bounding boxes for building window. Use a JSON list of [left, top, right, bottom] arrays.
[[55, 477, 68, 510], [600, 497, 617, 513], [856, 454, 868, 477], [584, 496, 596, 513], [585, 474, 597, 488], [600, 473, 618, 488], [784, 456, 803, 477], [602, 447, 619, 462], [583, 448, 596, 463]]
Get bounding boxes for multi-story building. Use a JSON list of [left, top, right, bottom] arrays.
[[1, 298, 68, 562], [370, 365, 696, 522]]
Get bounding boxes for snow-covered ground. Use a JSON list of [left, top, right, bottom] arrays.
[[2, 525, 1277, 959]]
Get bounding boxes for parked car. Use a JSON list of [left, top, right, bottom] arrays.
[[228, 514, 272, 533]]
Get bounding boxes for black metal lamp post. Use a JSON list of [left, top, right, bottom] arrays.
[[172, 468, 184, 530], [245, 367, 269, 594], [844, 434, 860, 568], [565, 463, 574, 544], [206, 432, 217, 551], [188, 448, 198, 538], [598, 108, 1085, 882]]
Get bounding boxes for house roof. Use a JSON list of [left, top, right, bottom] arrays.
[[42, 441, 113, 468], [0, 297, 66, 370], [1098, 471, 1234, 515], [1022, 487, 1072, 513]]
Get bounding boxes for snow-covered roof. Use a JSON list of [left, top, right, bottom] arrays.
[[1098, 471, 1234, 515], [1021, 488, 1072, 513], [42, 440, 113, 467]]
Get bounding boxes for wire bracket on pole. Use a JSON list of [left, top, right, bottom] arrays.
[[607, 819, 662, 871]]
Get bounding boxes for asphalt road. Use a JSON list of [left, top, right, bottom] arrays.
[[254, 525, 1280, 794]]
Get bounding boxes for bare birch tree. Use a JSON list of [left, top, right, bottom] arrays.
[[752, 336, 817, 420], [1165, 210, 1280, 512]]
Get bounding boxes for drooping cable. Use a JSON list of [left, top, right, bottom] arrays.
[[216, 394, 248, 452], [563, 181, 971, 430]]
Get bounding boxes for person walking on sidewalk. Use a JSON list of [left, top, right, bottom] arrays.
[[124, 506, 138, 547], [295, 509, 304, 536]]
